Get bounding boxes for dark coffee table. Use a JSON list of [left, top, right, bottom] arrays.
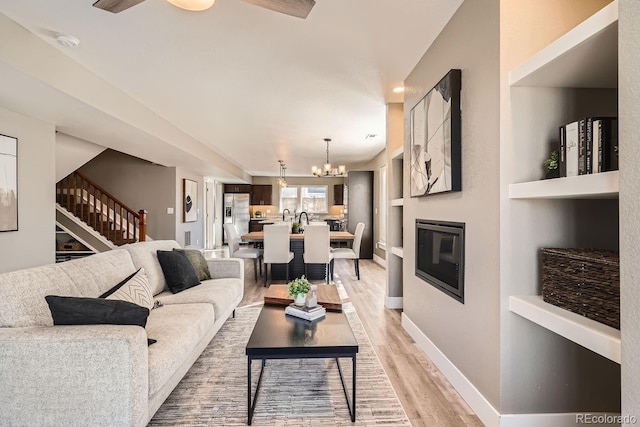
[[245, 305, 359, 425]]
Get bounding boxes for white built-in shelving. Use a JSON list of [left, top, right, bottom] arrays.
[[391, 246, 404, 259], [509, 296, 620, 364], [507, 0, 620, 375], [387, 143, 405, 309], [509, 170, 619, 199], [509, 1, 617, 89]]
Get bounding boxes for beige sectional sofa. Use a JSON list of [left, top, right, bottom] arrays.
[[0, 240, 244, 427]]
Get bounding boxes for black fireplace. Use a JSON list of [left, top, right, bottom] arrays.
[[415, 219, 465, 303]]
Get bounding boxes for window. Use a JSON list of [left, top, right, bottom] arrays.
[[279, 185, 328, 214], [279, 187, 298, 213], [379, 165, 387, 249]]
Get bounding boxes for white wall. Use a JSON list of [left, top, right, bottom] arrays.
[[0, 107, 55, 273], [619, 0, 640, 420], [402, 0, 502, 409], [55, 133, 105, 181]]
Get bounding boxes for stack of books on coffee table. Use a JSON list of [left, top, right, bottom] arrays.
[[285, 303, 326, 321]]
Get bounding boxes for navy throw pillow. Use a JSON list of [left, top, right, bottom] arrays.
[[156, 250, 200, 294]]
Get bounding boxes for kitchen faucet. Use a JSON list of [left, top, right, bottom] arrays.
[[299, 211, 309, 226], [282, 208, 290, 221]]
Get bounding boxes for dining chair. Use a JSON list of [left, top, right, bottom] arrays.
[[331, 222, 365, 280], [303, 223, 334, 284], [263, 224, 294, 287], [224, 223, 263, 282]]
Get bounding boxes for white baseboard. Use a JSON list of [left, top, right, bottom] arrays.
[[401, 313, 500, 427], [374, 254, 386, 268], [385, 296, 403, 309], [402, 313, 622, 427]]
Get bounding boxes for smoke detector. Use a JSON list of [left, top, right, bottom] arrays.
[[55, 33, 80, 48]]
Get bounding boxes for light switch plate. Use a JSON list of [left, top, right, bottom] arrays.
[[167, 207, 174, 214]]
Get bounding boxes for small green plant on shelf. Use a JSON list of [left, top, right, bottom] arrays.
[[288, 276, 311, 298], [543, 151, 559, 179]]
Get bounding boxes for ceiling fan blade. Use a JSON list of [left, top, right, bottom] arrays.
[[240, 0, 316, 19], [93, 0, 146, 13]]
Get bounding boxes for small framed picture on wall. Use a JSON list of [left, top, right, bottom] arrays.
[[183, 179, 197, 223]]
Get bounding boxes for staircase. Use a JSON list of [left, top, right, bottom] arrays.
[[56, 171, 147, 246]]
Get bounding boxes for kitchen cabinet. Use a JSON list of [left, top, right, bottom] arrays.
[[251, 185, 272, 205], [249, 220, 265, 232], [224, 184, 252, 194], [333, 184, 344, 205]]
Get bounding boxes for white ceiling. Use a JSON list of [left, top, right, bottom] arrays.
[[0, 0, 462, 179]]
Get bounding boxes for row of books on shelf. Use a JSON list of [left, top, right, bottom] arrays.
[[285, 303, 326, 321], [559, 117, 618, 177]]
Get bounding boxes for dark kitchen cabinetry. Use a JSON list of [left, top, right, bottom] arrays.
[[224, 184, 252, 194], [347, 171, 373, 259], [333, 184, 344, 205], [251, 185, 272, 205], [249, 220, 265, 232]]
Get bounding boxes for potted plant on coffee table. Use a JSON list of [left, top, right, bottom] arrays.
[[288, 276, 311, 306]]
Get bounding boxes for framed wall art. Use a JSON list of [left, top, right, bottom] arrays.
[[410, 69, 462, 197], [0, 134, 18, 232], [183, 179, 198, 223]]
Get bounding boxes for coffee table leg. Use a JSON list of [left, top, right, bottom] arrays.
[[248, 357, 266, 425], [247, 357, 252, 425], [336, 356, 356, 422], [352, 355, 356, 422]]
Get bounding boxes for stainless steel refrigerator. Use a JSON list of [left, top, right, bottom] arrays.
[[223, 193, 250, 244]]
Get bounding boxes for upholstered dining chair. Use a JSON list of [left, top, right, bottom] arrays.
[[224, 223, 263, 282], [331, 222, 365, 280], [303, 223, 334, 284], [263, 224, 294, 287]]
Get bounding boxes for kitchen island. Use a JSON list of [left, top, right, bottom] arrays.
[[241, 230, 354, 282]]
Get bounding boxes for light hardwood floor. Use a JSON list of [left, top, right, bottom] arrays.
[[208, 250, 483, 427]]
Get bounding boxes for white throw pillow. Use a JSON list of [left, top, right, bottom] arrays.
[[106, 267, 154, 310]]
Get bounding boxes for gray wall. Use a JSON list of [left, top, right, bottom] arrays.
[[78, 150, 177, 241], [176, 167, 205, 248], [402, 0, 502, 409], [620, 0, 640, 421], [0, 107, 55, 273]]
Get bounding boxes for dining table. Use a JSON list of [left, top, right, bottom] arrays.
[[240, 230, 355, 281]]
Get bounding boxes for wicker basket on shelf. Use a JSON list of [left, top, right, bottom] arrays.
[[541, 248, 620, 329]]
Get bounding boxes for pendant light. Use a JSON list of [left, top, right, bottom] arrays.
[[312, 138, 346, 177]]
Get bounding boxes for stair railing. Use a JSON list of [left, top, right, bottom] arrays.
[[56, 171, 147, 245]]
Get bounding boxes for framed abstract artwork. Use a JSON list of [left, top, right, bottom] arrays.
[[0, 134, 18, 232], [183, 179, 198, 223], [410, 69, 462, 197]]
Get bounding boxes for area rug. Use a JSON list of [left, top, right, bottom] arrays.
[[149, 302, 410, 426]]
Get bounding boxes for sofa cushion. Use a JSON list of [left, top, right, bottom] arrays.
[[145, 303, 215, 397], [155, 278, 242, 322], [56, 249, 138, 297], [105, 268, 154, 310], [173, 248, 211, 281], [0, 250, 137, 328], [45, 296, 150, 328], [157, 250, 200, 294], [123, 240, 181, 295]]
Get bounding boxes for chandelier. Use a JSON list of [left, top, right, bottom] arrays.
[[277, 160, 288, 188], [312, 138, 346, 177]]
